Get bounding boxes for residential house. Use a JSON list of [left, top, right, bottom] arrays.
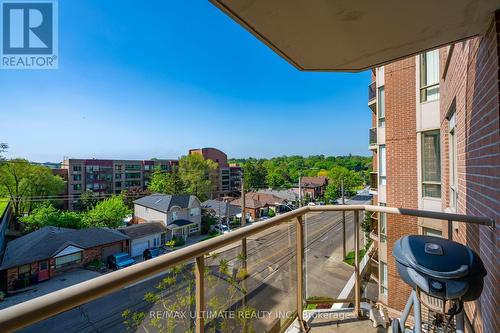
[[201, 199, 241, 222], [0, 227, 128, 292], [133, 194, 201, 241], [231, 192, 288, 220], [293, 176, 328, 200], [255, 189, 298, 206], [119, 222, 167, 258]]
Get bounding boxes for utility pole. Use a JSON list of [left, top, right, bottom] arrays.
[[341, 178, 346, 259], [298, 174, 302, 207], [241, 177, 246, 226]]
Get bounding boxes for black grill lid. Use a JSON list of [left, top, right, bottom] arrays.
[[393, 236, 474, 279]]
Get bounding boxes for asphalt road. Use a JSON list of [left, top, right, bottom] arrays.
[[20, 195, 371, 333]]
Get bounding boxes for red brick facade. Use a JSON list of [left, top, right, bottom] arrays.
[[439, 13, 500, 333], [384, 58, 420, 311]]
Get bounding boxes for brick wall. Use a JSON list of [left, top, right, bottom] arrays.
[[439, 13, 500, 333], [384, 58, 419, 311]]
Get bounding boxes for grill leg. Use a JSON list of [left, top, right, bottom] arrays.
[[399, 291, 414, 331], [456, 308, 464, 333], [413, 292, 421, 333]]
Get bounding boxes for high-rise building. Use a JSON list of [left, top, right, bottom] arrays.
[[61, 158, 178, 210], [188, 148, 242, 198], [368, 21, 499, 333]]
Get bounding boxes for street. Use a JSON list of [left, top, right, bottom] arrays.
[[20, 195, 370, 333]]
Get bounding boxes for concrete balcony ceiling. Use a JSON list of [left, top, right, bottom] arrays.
[[210, 0, 500, 71]]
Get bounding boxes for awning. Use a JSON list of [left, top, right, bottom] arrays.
[[210, 0, 500, 71], [167, 219, 196, 230]]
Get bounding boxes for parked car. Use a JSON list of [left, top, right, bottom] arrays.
[[107, 252, 136, 270], [307, 202, 317, 206], [143, 246, 168, 260], [213, 224, 231, 234]]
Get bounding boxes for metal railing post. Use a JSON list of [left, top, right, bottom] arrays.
[[241, 237, 248, 305], [295, 215, 308, 332], [354, 210, 361, 317], [447, 220, 453, 240], [195, 256, 205, 333]]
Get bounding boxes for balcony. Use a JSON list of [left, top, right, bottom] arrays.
[[369, 172, 378, 194], [368, 82, 376, 112], [369, 128, 377, 150], [0, 206, 493, 333]]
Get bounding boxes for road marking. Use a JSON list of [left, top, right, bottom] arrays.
[[320, 236, 328, 242]]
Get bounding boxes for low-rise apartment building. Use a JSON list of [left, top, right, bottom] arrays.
[[369, 15, 499, 333], [61, 158, 178, 210]]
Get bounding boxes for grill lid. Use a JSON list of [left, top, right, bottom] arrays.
[[393, 235, 474, 279]]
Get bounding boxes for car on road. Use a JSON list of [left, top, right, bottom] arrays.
[[307, 202, 317, 206], [213, 224, 231, 234], [107, 252, 136, 270], [143, 246, 168, 260]]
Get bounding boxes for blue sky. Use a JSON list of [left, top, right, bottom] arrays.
[[1, 0, 371, 162]]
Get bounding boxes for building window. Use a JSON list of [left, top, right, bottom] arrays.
[[420, 50, 440, 102], [379, 145, 386, 186], [125, 164, 141, 171], [55, 252, 82, 268], [423, 227, 442, 237], [378, 86, 385, 127], [422, 130, 441, 198], [73, 184, 82, 191], [190, 207, 200, 217], [73, 174, 81, 181], [172, 211, 178, 220], [379, 203, 386, 242], [73, 165, 82, 172], [380, 261, 388, 295], [115, 173, 122, 179], [449, 113, 457, 210], [189, 224, 200, 234]]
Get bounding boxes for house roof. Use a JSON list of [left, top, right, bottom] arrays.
[[201, 200, 241, 217], [119, 222, 166, 239], [0, 226, 129, 270], [133, 194, 194, 213], [300, 176, 328, 187], [167, 219, 195, 230], [230, 197, 266, 209], [256, 189, 298, 202], [246, 192, 287, 206]]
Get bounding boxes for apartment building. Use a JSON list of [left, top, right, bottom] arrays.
[[188, 148, 242, 198], [369, 15, 499, 333], [61, 158, 178, 210]]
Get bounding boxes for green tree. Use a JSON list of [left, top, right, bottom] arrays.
[[242, 160, 267, 190], [75, 190, 98, 211], [178, 154, 217, 201], [148, 170, 185, 194], [21, 202, 83, 232], [83, 195, 131, 228], [0, 159, 64, 218], [326, 166, 364, 199]]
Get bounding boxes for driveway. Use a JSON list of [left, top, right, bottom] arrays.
[[0, 269, 102, 310]]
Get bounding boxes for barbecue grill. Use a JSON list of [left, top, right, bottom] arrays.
[[391, 235, 486, 333]]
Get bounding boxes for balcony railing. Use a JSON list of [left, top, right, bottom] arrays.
[[0, 205, 494, 332], [368, 82, 376, 103], [369, 127, 377, 148]]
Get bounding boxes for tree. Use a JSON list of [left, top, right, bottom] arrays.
[[21, 202, 83, 232], [83, 196, 131, 228], [326, 166, 364, 199], [0, 159, 64, 218], [178, 154, 217, 201], [0, 143, 7, 160], [121, 187, 150, 209], [74, 190, 98, 211], [147, 170, 184, 195], [242, 160, 267, 190]]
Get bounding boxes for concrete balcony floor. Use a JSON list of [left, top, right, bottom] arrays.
[[309, 317, 388, 333]]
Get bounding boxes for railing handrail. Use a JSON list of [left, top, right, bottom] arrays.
[[0, 204, 494, 332]]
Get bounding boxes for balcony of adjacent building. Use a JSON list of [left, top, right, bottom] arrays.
[[368, 82, 376, 112], [369, 128, 377, 151], [0, 204, 493, 333]]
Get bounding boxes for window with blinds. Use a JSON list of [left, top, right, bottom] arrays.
[[422, 130, 441, 198], [420, 50, 440, 102]]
